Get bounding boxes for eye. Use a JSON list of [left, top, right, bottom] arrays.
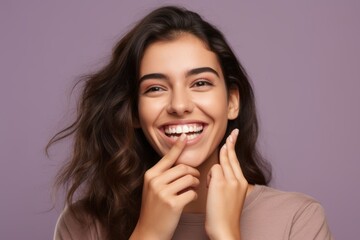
[[144, 86, 165, 94], [192, 79, 213, 88]]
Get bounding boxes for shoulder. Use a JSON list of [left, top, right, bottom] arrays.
[[245, 185, 333, 239], [53, 202, 106, 240], [256, 185, 320, 208], [255, 185, 328, 222]]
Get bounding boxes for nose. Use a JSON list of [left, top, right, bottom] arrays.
[[166, 88, 194, 116]]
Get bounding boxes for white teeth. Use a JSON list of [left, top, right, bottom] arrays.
[[167, 132, 200, 141], [189, 126, 194, 132], [187, 133, 197, 140], [164, 123, 204, 135]]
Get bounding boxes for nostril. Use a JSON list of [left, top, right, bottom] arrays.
[[167, 92, 194, 115]]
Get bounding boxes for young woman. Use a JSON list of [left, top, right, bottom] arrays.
[[49, 6, 333, 240]]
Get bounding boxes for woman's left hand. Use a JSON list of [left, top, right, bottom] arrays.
[[205, 129, 248, 240]]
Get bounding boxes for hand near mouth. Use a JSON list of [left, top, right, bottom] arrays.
[[130, 134, 200, 240], [205, 129, 248, 240]]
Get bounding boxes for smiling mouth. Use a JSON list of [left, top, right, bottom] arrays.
[[164, 123, 204, 140]]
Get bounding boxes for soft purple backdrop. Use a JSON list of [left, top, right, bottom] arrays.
[[1, 0, 359, 239]]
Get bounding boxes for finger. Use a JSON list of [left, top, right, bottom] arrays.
[[153, 134, 187, 173], [207, 164, 223, 188], [219, 143, 236, 180], [176, 189, 198, 208], [226, 129, 244, 180], [166, 174, 200, 195], [153, 164, 200, 186]]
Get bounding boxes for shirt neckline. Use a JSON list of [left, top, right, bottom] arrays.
[[178, 184, 264, 224]]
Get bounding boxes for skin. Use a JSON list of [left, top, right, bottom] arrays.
[[130, 34, 250, 240]]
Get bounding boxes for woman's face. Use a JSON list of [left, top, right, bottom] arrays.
[[137, 33, 239, 167]]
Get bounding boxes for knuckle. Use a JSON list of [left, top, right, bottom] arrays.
[[189, 190, 197, 199], [211, 164, 222, 173], [166, 199, 178, 210], [158, 189, 167, 200], [181, 190, 197, 203], [185, 174, 193, 182], [184, 174, 198, 185], [189, 190, 197, 198], [177, 164, 188, 172], [240, 179, 249, 188], [193, 176, 200, 185], [229, 179, 240, 187], [213, 163, 221, 169], [193, 190, 198, 198], [144, 170, 154, 182], [148, 177, 159, 190]]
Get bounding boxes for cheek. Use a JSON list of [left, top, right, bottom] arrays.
[[194, 92, 229, 117], [137, 100, 163, 152], [138, 100, 158, 125], [138, 98, 167, 140]]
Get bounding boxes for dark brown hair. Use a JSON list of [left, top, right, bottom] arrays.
[[47, 6, 271, 239]]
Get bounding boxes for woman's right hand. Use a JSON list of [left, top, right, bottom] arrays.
[[130, 134, 200, 240]]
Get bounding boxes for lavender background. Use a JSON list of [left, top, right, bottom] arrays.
[[1, 0, 359, 239]]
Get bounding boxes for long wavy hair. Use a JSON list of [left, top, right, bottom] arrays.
[[47, 6, 271, 240]]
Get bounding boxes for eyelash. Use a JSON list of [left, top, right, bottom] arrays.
[[142, 79, 213, 94], [192, 80, 213, 88], [144, 86, 164, 93]]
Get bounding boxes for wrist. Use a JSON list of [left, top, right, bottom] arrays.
[[207, 226, 241, 240], [129, 225, 159, 240], [210, 233, 240, 240]]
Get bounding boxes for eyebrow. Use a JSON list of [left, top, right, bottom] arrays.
[[139, 67, 220, 82]]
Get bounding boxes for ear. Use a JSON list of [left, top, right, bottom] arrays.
[[227, 87, 240, 120]]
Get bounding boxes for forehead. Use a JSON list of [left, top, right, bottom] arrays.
[[140, 34, 223, 77]]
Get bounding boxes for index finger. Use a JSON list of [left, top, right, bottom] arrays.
[[153, 133, 187, 173]]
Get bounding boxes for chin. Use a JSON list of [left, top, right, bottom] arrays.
[[174, 159, 201, 167], [173, 151, 208, 167]]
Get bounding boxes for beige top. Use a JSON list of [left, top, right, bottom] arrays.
[[54, 185, 333, 239]]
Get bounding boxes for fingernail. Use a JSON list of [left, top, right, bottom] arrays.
[[233, 128, 239, 136], [232, 129, 239, 142]]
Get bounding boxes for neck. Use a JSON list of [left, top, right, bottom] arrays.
[[183, 150, 218, 213]]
